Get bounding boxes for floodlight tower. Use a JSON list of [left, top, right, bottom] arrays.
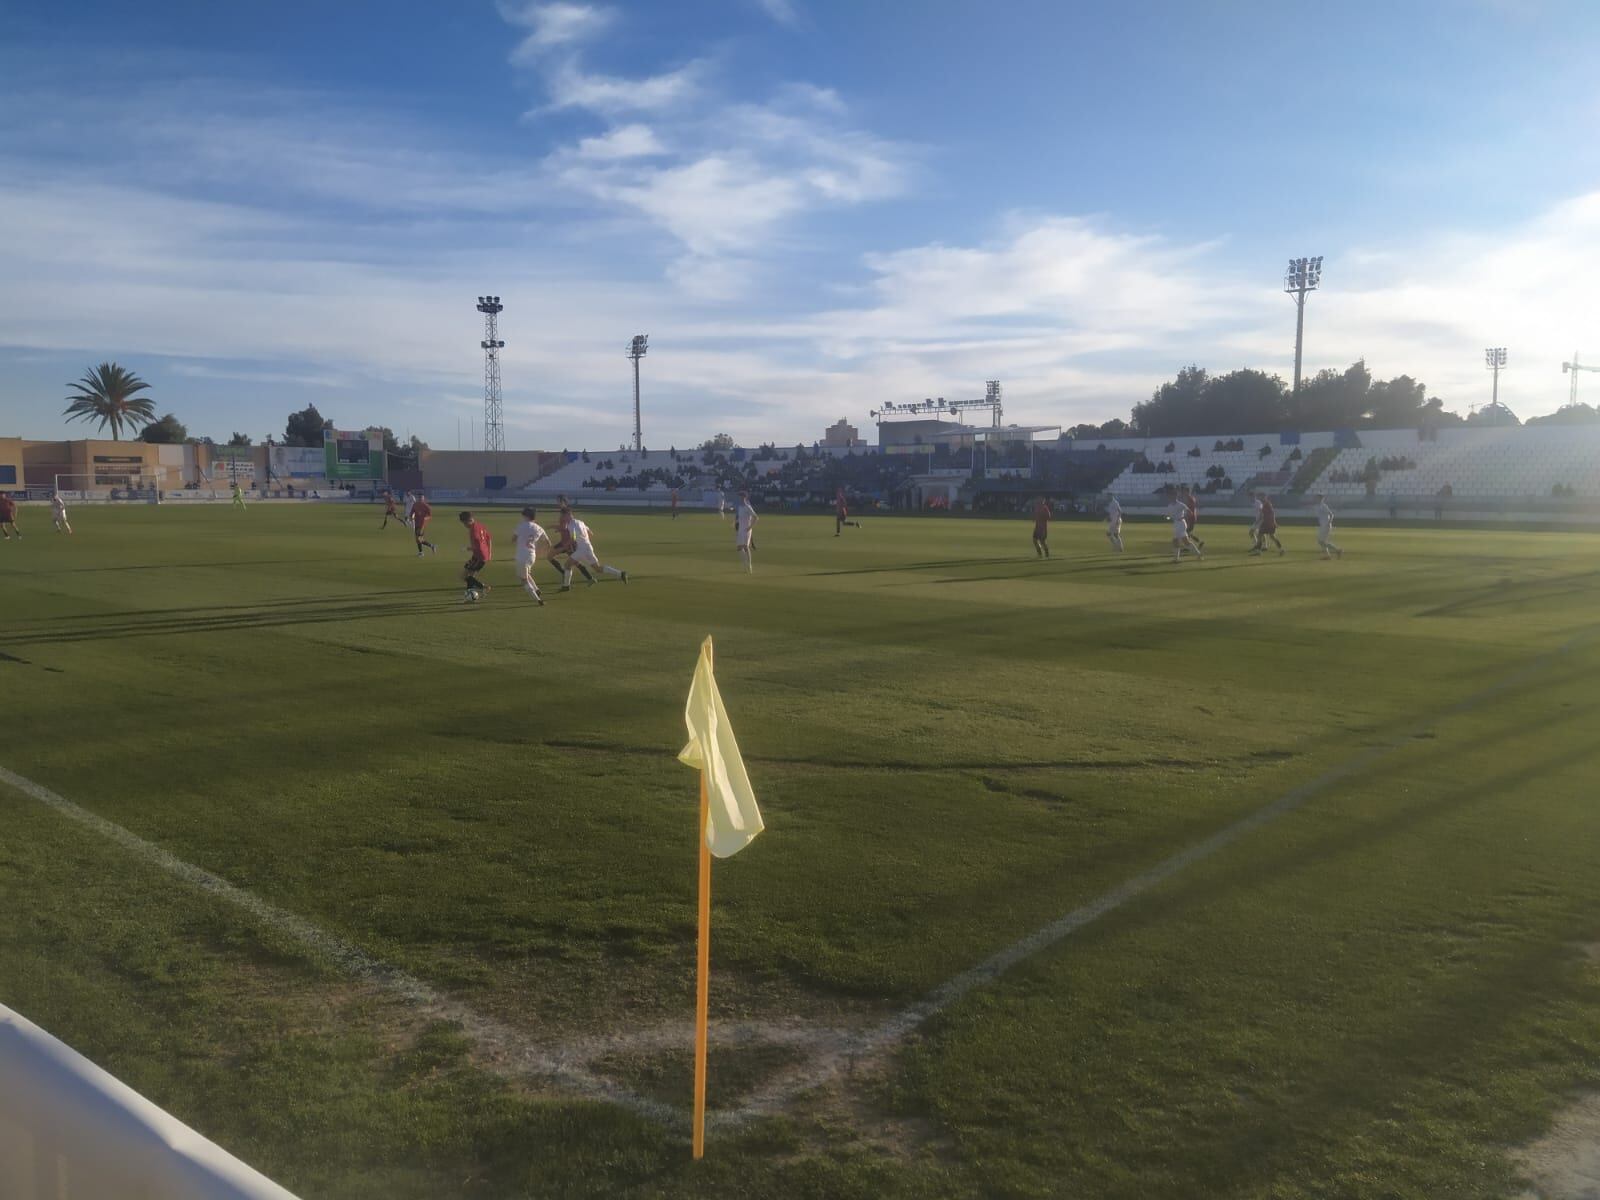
[[627, 334, 648, 453], [1561, 352, 1599, 409], [477, 295, 506, 463], [985, 380, 1004, 427], [1485, 347, 1507, 416], [1283, 256, 1323, 393]]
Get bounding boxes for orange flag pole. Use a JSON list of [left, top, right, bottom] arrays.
[[691, 769, 712, 1159]]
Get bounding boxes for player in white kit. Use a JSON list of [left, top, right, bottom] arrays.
[[1315, 494, 1344, 559], [51, 491, 73, 534], [735, 490, 757, 573], [1166, 487, 1203, 562], [512, 506, 550, 605], [1249, 492, 1263, 545], [563, 516, 629, 589], [1104, 494, 1123, 552]]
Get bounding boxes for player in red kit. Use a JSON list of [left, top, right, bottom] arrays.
[[458, 511, 493, 602], [1031, 496, 1052, 558], [670, 488, 679, 520], [409, 493, 437, 556], [380, 491, 407, 531], [0, 492, 19, 540], [834, 487, 861, 536]]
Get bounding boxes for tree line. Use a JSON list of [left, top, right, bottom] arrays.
[[57, 365, 426, 465], [1066, 359, 1598, 440]]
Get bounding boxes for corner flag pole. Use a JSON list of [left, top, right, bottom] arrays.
[[692, 771, 711, 1160]]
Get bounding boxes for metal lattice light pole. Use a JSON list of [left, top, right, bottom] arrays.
[[1484, 347, 1507, 420], [477, 295, 505, 464], [627, 334, 649, 453], [1284, 256, 1323, 393]]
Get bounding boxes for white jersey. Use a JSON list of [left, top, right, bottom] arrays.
[[1106, 497, 1122, 525], [1168, 500, 1190, 534], [735, 502, 756, 546], [1317, 502, 1335, 532], [513, 519, 547, 562], [52, 497, 66, 515]]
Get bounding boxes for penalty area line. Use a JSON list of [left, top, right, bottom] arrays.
[[0, 764, 683, 1129]]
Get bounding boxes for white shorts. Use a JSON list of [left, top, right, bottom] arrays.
[[1318, 528, 1333, 544], [1171, 523, 1189, 540], [1107, 517, 1121, 531], [516, 556, 536, 574], [570, 546, 600, 568], [735, 532, 751, 549]]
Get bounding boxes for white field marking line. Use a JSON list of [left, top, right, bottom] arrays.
[[708, 628, 1598, 1127], [5, 629, 1590, 1135], [0, 765, 682, 1129]]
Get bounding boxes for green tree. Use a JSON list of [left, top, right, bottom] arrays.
[[63, 362, 155, 440], [284, 404, 329, 447], [227, 432, 253, 447], [1131, 365, 1208, 436], [137, 413, 188, 443], [1527, 403, 1600, 426], [1287, 360, 1373, 429], [701, 433, 735, 451]]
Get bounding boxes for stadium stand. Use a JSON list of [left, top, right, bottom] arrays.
[[1311, 425, 1600, 501]]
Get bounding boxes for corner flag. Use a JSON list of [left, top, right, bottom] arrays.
[[677, 636, 763, 1160], [678, 637, 764, 858]]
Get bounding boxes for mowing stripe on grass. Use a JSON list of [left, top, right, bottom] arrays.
[[4, 627, 1590, 1134], [0, 764, 682, 1129], [714, 627, 1597, 1125]]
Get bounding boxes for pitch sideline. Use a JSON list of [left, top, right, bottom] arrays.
[[1, 627, 1589, 1133]]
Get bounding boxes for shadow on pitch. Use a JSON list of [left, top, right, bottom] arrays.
[[0, 593, 471, 647], [13, 588, 449, 626]]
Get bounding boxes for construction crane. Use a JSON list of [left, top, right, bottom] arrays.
[[871, 381, 1004, 428], [1561, 352, 1600, 409]]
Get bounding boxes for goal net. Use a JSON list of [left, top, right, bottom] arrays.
[[52, 472, 166, 503]]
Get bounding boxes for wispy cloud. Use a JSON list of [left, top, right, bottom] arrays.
[[499, 1, 616, 62], [754, 0, 801, 27]]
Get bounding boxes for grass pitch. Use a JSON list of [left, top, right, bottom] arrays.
[[3, 502, 1600, 1198]]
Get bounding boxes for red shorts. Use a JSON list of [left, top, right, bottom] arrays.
[[1033, 523, 1048, 540]]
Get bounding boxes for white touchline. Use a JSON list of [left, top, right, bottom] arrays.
[[2, 627, 1589, 1135], [0, 764, 681, 1128]]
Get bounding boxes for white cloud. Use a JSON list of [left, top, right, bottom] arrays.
[[754, 0, 801, 27], [499, 2, 615, 63], [539, 58, 704, 116], [573, 123, 666, 160]]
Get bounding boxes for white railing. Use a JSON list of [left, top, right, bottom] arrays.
[[0, 1003, 300, 1199]]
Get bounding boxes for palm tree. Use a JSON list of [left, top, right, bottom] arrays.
[[63, 363, 156, 440]]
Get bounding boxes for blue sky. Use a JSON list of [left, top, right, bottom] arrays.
[[1, 0, 1597, 449]]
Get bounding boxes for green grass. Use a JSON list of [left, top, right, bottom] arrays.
[[3, 502, 1600, 1198]]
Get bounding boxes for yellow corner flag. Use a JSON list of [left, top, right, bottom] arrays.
[[678, 637, 764, 858]]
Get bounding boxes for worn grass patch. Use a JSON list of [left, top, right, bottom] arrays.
[[3, 505, 1600, 1197]]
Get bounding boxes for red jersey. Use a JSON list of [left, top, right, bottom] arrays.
[[0, 497, 15, 521], [467, 520, 492, 562], [384, 496, 398, 514], [1259, 499, 1278, 532], [1183, 494, 1198, 525], [411, 499, 431, 525], [835, 491, 848, 517], [1032, 500, 1051, 526]]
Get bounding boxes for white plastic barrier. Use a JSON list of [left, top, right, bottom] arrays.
[[0, 1004, 300, 1200]]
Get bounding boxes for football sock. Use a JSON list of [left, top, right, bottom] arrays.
[[602, 565, 623, 578]]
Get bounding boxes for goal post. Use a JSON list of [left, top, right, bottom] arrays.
[[52, 472, 165, 503]]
